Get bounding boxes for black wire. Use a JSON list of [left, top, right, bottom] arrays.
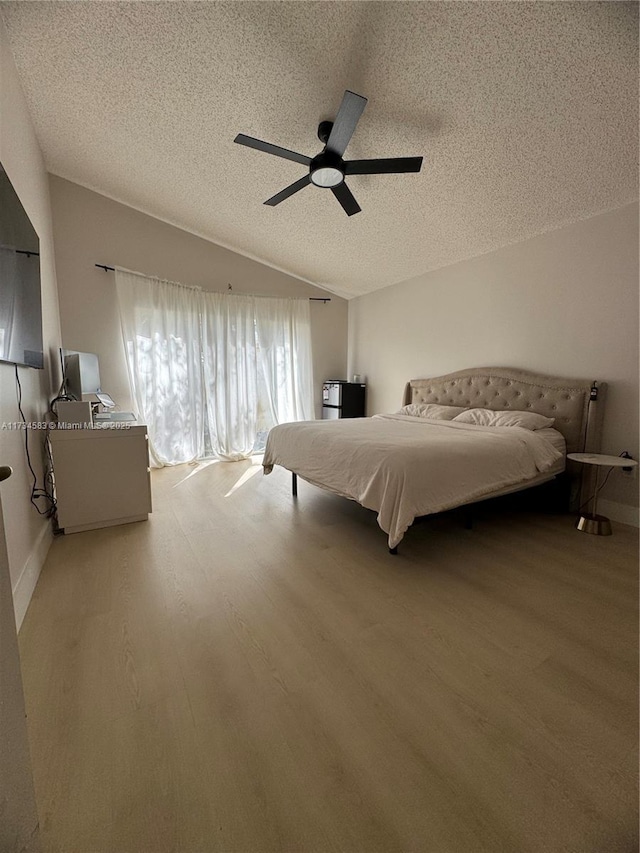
[[49, 393, 73, 419], [44, 433, 60, 532], [14, 364, 57, 518]]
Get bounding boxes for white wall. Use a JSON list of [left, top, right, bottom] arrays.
[[0, 489, 40, 851], [49, 176, 348, 420], [0, 19, 61, 627], [348, 203, 639, 522]]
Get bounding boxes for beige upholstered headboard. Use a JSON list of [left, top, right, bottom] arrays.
[[403, 367, 605, 455]]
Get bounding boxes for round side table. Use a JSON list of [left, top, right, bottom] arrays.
[[567, 453, 637, 535]]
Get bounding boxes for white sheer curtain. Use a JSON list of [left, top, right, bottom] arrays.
[[116, 268, 315, 466], [255, 296, 314, 426], [116, 269, 204, 466], [201, 291, 259, 461]]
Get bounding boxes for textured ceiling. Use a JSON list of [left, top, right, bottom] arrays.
[[1, 1, 637, 298]]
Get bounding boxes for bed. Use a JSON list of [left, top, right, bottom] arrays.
[[262, 367, 605, 552]]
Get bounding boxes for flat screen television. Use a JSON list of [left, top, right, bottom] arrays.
[[0, 162, 43, 369]]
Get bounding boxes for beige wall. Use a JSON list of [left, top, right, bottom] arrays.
[[49, 176, 347, 420], [0, 20, 61, 626], [348, 203, 639, 522]]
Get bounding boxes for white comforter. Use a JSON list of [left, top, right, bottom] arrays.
[[262, 414, 563, 548]]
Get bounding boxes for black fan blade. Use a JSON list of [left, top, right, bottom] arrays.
[[264, 174, 312, 206], [325, 91, 367, 157], [234, 134, 311, 166], [331, 182, 361, 216], [344, 156, 423, 175]]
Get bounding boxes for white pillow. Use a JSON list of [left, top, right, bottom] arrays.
[[452, 408, 555, 430], [397, 403, 468, 420]]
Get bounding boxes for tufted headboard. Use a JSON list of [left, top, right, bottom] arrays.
[[403, 367, 605, 455]]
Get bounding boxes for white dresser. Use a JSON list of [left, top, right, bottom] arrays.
[[49, 423, 152, 534]]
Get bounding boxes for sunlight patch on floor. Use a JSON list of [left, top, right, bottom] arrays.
[[224, 458, 263, 497], [171, 458, 221, 488], [168, 454, 265, 492]]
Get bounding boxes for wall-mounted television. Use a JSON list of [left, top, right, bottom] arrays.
[[0, 162, 43, 369]]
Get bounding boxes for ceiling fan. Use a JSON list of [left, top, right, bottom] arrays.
[[234, 90, 423, 216]]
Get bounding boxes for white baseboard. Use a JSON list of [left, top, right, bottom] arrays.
[[13, 521, 53, 632], [598, 499, 639, 528]]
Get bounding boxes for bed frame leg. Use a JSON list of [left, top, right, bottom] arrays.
[[292, 472, 297, 497], [389, 546, 398, 555], [463, 506, 473, 530]]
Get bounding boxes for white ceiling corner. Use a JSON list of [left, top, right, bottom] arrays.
[[1, 1, 637, 299]]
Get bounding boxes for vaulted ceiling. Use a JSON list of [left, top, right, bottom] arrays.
[[1, 2, 637, 298]]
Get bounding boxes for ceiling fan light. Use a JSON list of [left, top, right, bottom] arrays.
[[310, 166, 344, 188]]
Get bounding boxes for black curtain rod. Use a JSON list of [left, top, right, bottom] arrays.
[[16, 249, 40, 257], [94, 263, 331, 302]]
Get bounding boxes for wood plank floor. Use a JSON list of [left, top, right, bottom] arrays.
[[19, 459, 639, 853]]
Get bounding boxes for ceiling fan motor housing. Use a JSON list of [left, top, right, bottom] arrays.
[[310, 150, 344, 188]]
